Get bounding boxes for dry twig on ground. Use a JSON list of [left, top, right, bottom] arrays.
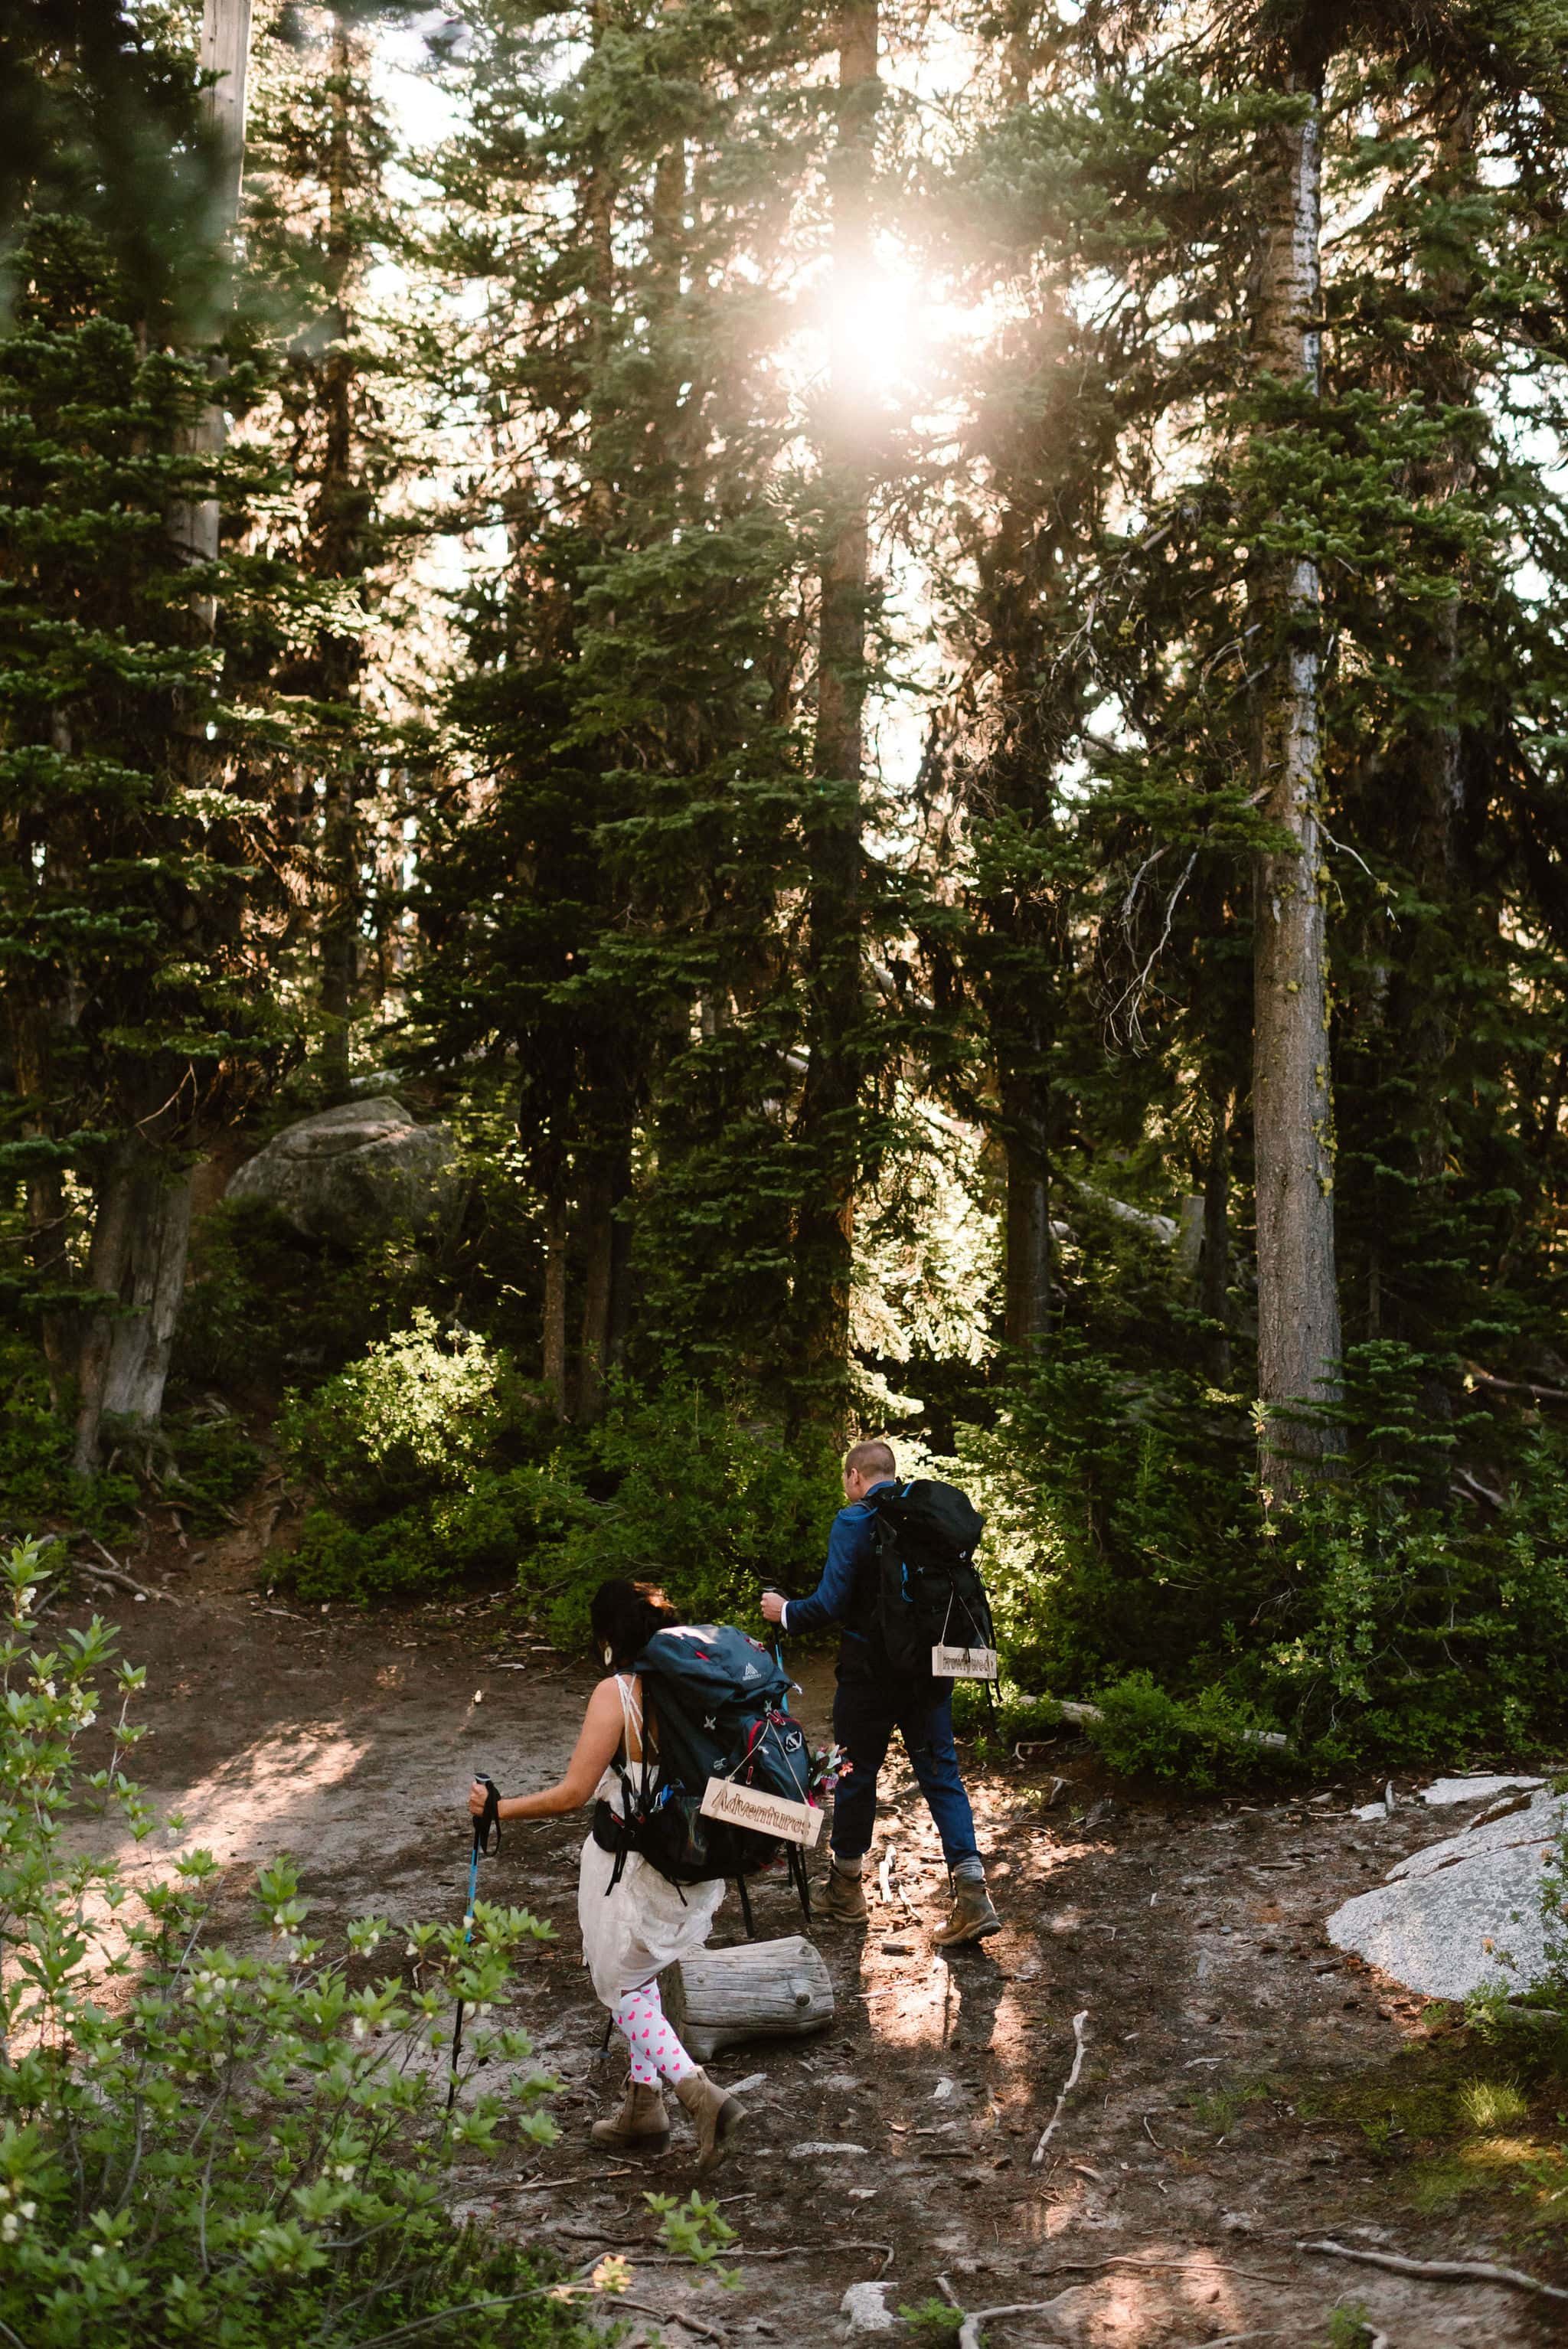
[[1300, 2238, 1568, 2302], [1031, 2008, 1089, 2166], [78, 1538, 172, 1602]]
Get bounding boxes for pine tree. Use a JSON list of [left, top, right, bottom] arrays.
[[0, 5, 337, 1469], [792, 0, 883, 1418], [411, 0, 862, 1420], [242, 2, 409, 1091]]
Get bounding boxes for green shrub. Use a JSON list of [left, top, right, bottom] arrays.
[[0, 1536, 601, 2349], [279, 1308, 550, 1519], [276, 1311, 568, 1602], [521, 1379, 841, 1648], [944, 1337, 1568, 1776], [950, 1678, 1062, 1746], [0, 1338, 258, 1548], [0, 1341, 140, 1544], [288, 1466, 583, 1604], [1078, 1670, 1289, 1789]]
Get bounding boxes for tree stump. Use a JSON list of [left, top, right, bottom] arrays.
[[658, 1935, 835, 2060]]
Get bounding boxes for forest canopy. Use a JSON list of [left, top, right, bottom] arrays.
[[4, 0, 1567, 1775]]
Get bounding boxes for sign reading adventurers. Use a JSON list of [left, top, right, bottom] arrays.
[[699, 1775, 824, 1848], [932, 1642, 999, 1681]]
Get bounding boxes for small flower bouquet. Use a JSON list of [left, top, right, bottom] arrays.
[[807, 1742, 852, 1800]]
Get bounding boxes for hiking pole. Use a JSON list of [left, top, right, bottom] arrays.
[[448, 1773, 500, 2114], [760, 1589, 812, 1928]]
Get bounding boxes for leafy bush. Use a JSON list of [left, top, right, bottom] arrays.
[[279, 1308, 550, 1518], [287, 1466, 583, 1604], [177, 1196, 439, 1397], [0, 1339, 141, 1544], [281, 1351, 838, 1627], [949, 1678, 1062, 1747], [1076, 1671, 1289, 1789], [944, 1337, 1568, 1776], [0, 1536, 600, 2349], [521, 1379, 841, 1648], [277, 1312, 569, 1601], [0, 1338, 259, 1548]]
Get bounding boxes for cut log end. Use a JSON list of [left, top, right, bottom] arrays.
[[658, 1934, 835, 2060]]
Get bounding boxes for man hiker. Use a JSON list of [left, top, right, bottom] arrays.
[[760, 1438, 1001, 1946]]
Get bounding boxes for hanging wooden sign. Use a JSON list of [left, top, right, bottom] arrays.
[[700, 1776, 824, 1848], [933, 1642, 999, 1681]]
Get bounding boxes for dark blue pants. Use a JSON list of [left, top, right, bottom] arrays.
[[830, 1644, 981, 1868]]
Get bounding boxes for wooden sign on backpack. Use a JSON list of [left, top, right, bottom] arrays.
[[699, 1776, 824, 1848], [933, 1641, 999, 1681]]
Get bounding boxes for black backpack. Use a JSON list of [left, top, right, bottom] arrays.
[[867, 1479, 994, 1677], [592, 1623, 815, 1926]]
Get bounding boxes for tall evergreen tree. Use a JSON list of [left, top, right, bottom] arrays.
[[792, 0, 883, 1417], [243, 1, 408, 1091], [412, 0, 874, 1421]]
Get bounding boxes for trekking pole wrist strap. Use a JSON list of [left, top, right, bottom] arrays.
[[475, 1775, 501, 1856]]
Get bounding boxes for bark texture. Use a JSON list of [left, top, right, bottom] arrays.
[[314, 11, 368, 1097], [794, 0, 880, 1419], [73, 0, 253, 1470], [1001, 1068, 1052, 1353], [658, 1935, 835, 2059], [1250, 51, 1341, 1491]]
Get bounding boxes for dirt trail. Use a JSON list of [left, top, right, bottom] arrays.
[[59, 1537, 1562, 2349]]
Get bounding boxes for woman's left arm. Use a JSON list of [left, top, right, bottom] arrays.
[[471, 1679, 626, 1824]]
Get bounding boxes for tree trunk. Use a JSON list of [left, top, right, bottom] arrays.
[[1001, 1068, 1051, 1353], [71, 1148, 140, 1475], [168, 0, 252, 591], [1250, 46, 1341, 1495], [1392, 86, 1478, 1358], [1201, 1092, 1232, 1384], [542, 1182, 570, 1414], [578, 1139, 632, 1423], [578, 1167, 614, 1424], [72, 0, 254, 1474], [100, 1165, 195, 1424], [315, 11, 366, 1096], [793, 0, 879, 1421]]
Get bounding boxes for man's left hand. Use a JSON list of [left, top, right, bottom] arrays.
[[760, 1589, 786, 1627]]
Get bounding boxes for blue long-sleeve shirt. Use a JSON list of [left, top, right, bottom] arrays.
[[781, 1478, 897, 1638]]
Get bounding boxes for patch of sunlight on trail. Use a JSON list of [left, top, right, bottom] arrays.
[[46, 1729, 373, 2018]]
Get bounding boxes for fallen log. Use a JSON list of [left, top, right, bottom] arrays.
[[1054, 1698, 1289, 1753], [659, 1934, 834, 2061]]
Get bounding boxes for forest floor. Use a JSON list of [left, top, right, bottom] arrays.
[[60, 1503, 1567, 2349]]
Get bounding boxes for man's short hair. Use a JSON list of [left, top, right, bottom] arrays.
[[845, 1438, 896, 1481]]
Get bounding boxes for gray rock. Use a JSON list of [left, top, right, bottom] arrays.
[[1327, 1789, 1566, 2001], [839, 2282, 897, 2334], [1421, 1772, 1544, 1808], [226, 1098, 462, 1248]]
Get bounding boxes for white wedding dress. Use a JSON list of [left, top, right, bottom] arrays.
[[577, 1672, 725, 2001]]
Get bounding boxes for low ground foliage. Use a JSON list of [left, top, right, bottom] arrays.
[[0, 1536, 602, 2349]]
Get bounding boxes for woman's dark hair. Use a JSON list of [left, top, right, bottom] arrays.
[[590, 1577, 675, 1669]]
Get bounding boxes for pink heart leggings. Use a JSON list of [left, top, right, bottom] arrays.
[[611, 1981, 700, 2088]]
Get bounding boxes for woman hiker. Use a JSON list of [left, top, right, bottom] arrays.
[[466, 1576, 746, 2174]]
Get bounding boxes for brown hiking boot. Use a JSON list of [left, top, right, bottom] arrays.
[[590, 2081, 670, 2151], [819, 1863, 869, 1926], [674, 2067, 747, 2176], [932, 1880, 1001, 1947]]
